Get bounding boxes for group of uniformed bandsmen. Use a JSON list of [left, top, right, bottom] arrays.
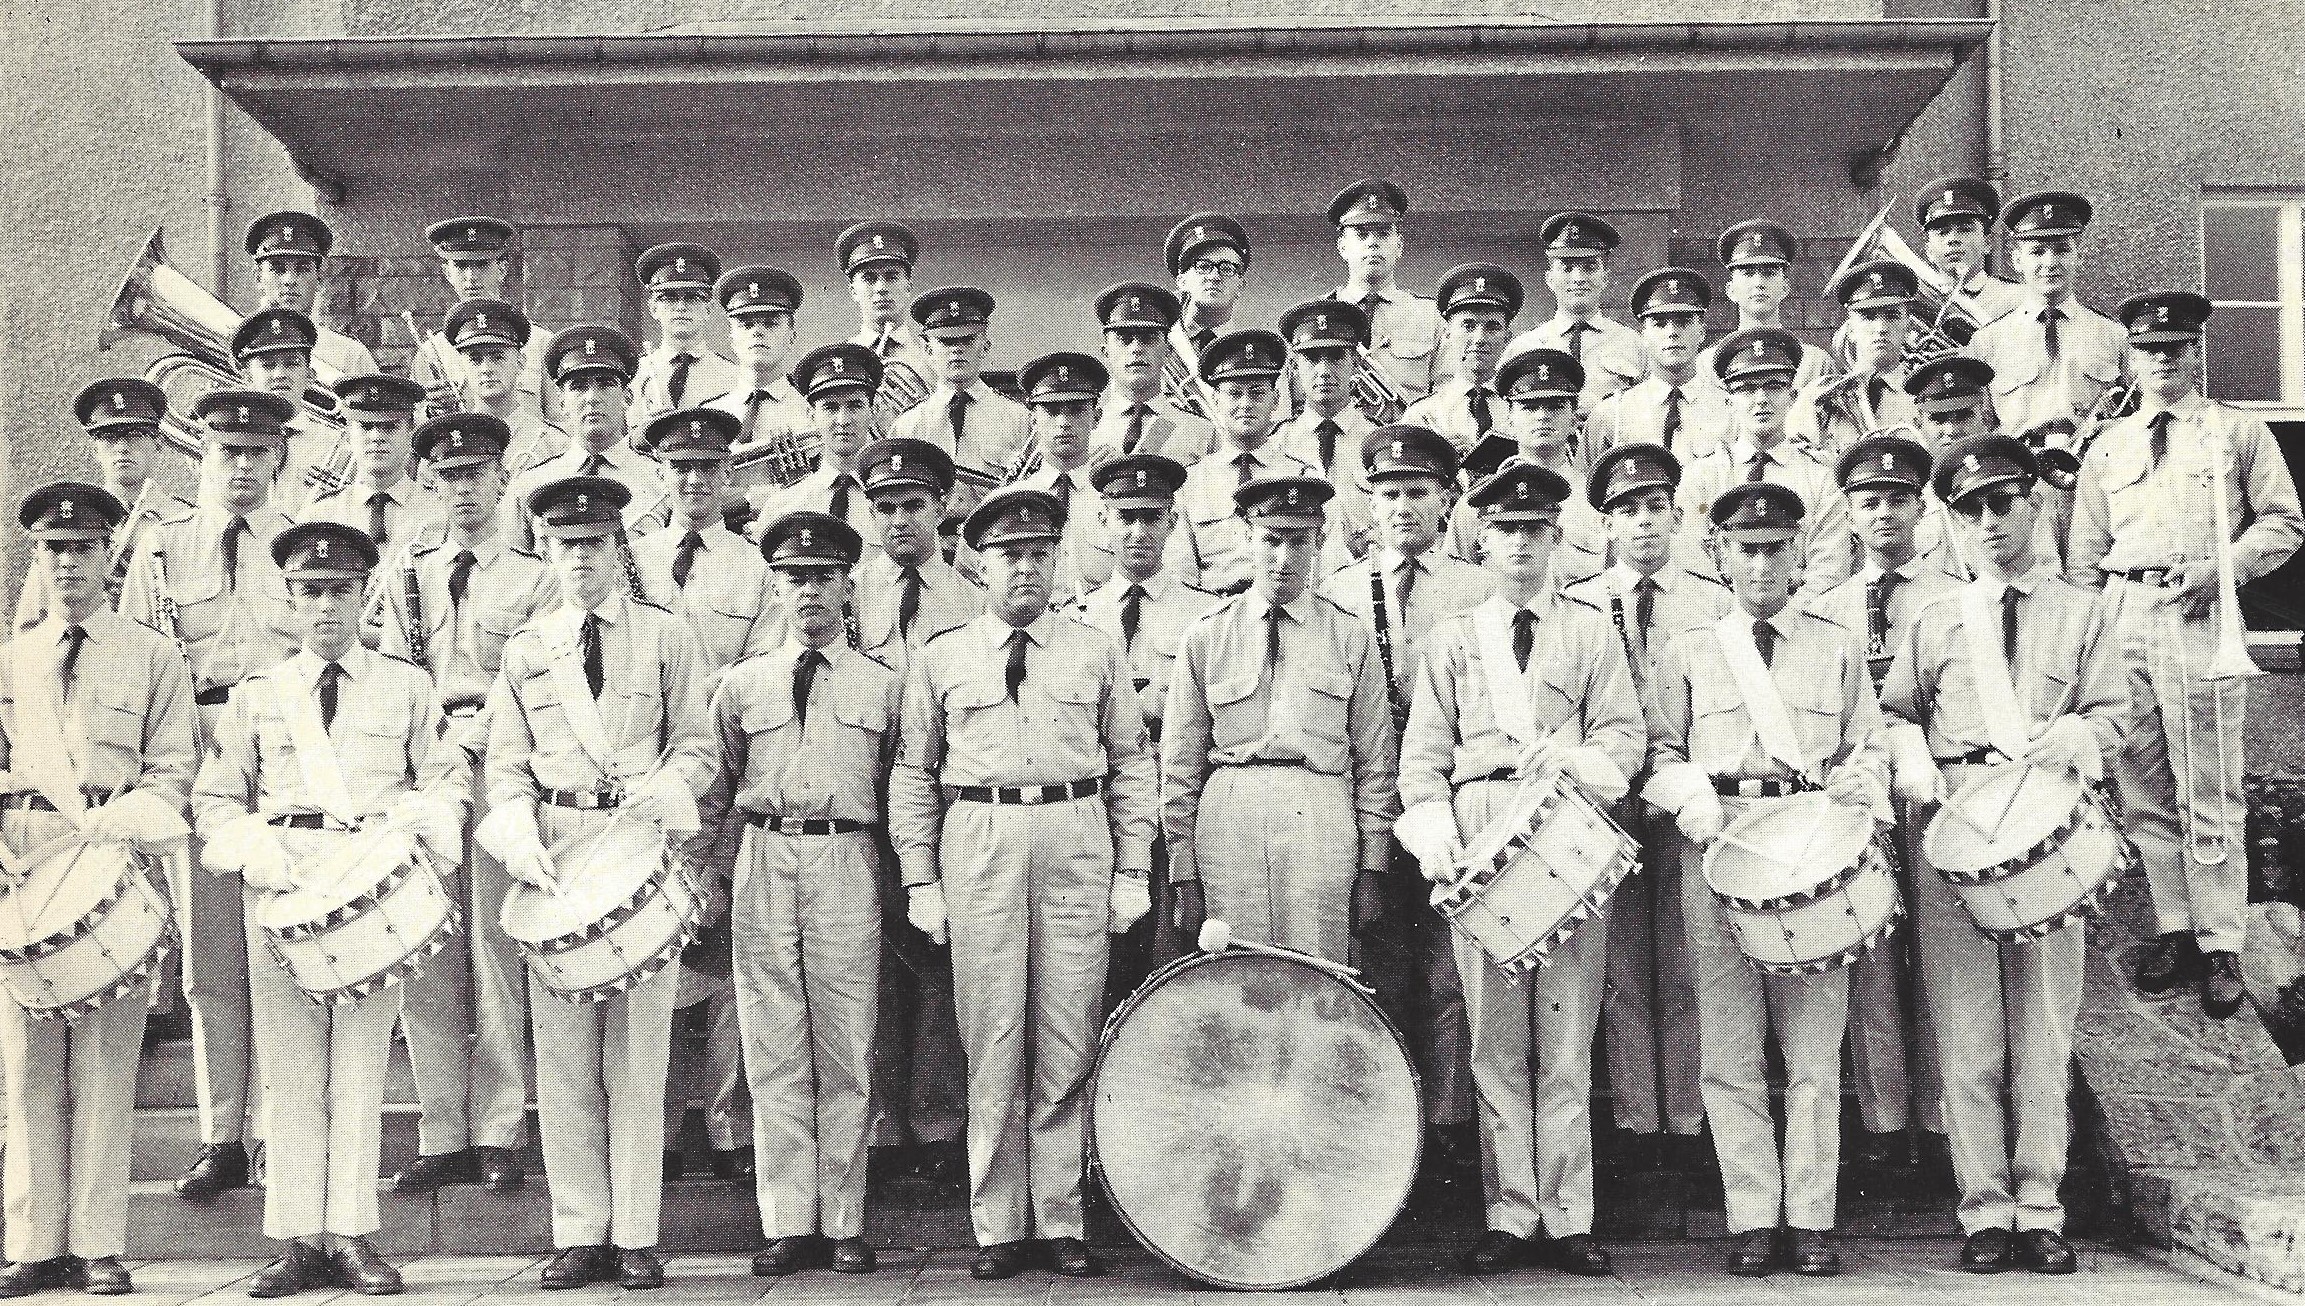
[[0, 171, 2297, 1296]]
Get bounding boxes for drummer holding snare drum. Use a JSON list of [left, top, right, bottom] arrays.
[[1641, 480, 1893, 1279], [0, 484, 198, 1298], [1877, 436, 2126, 1275], [1395, 461, 1644, 1277], [194, 521, 468, 1297]]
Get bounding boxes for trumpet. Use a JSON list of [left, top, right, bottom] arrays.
[[728, 429, 824, 492], [998, 436, 1044, 486], [1349, 345, 1410, 424], [2031, 377, 2140, 491]]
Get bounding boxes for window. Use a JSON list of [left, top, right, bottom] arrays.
[[2202, 197, 2305, 409]]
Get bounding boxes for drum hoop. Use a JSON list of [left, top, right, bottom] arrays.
[[1437, 780, 1642, 974], [264, 856, 424, 943], [274, 902, 462, 1007], [530, 854, 677, 955], [533, 861, 705, 1004], [22, 916, 178, 1023], [1708, 798, 1877, 912], [1083, 946, 1424, 1291], [1942, 787, 2094, 886], [1955, 801, 2135, 945], [1744, 898, 1905, 978], [0, 851, 154, 963]]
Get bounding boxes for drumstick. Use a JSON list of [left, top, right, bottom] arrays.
[[1197, 918, 1370, 990], [543, 742, 683, 893]]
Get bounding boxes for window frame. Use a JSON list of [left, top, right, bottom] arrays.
[[2201, 195, 2305, 419]]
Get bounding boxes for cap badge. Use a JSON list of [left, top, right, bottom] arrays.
[[58, 500, 72, 521], [278, 226, 293, 243], [112, 393, 126, 411], [1750, 340, 1767, 359], [314, 539, 328, 559], [1514, 481, 1529, 499], [575, 494, 588, 513], [1314, 313, 1328, 333], [1472, 276, 1487, 294], [798, 528, 812, 548], [871, 234, 885, 250], [1965, 455, 1980, 473], [466, 226, 479, 242], [1125, 296, 1142, 316], [449, 431, 463, 450], [1191, 226, 1206, 244], [1134, 470, 1148, 489], [1390, 439, 1404, 461], [1363, 194, 1379, 210], [1945, 189, 1959, 208], [584, 338, 598, 356], [890, 454, 903, 472], [829, 357, 844, 373], [689, 420, 704, 438], [1535, 363, 1551, 382], [1055, 366, 1069, 385], [1284, 487, 1300, 506], [2156, 304, 2171, 323], [1881, 453, 1895, 471], [237, 406, 249, 423], [673, 257, 688, 274], [747, 281, 760, 298], [474, 313, 488, 331]]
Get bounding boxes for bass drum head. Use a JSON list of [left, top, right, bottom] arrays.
[[1089, 950, 1420, 1290], [500, 819, 669, 946], [253, 827, 417, 932], [1706, 791, 1873, 906], [0, 836, 131, 949], [1925, 764, 2083, 881]]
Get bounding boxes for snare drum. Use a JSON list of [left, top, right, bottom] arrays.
[[1705, 791, 1901, 976], [1435, 773, 1639, 977], [254, 826, 458, 1004], [1923, 763, 2131, 943], [0, 837, 173, 1019], [1089, 947, 1420, 1290], [501, 818, 703, 1003]]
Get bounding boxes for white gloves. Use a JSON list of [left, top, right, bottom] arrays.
[[475, 802, 541, 864], [622, 770, 701, 837], [1886, 723, 1946, 806], [1108, 874, 1151, 935], [2026, 715, 2105, 784], [78, 789, 191, 853], [205, 813, 296, 892], [1394, 801, 1465, 884], [389, 793, 466, 865], [1513, 736, 1556, 779], [908, 883, 949, 945], [506, 842, 560, 894], [1677, 790, 1726, 845], [1557, 747, 1631, 806]]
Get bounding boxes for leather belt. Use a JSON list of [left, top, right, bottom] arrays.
[[1713, 777, 1817, 798], [1221, 760, 1308, 771], [441, 698, 485, 717], [2109, 567, 2180, 588], [1936, 748, 2011, 767], [267, 813, 336, 830], [1465, 767, 1519, 786], [195, 685, 235, 707], [0, 788, 116, 813], [743, 813, 877, 836], [945, 778, 1104, 805], [542, 788, 622, 811]]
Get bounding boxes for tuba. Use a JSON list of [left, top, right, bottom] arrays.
[[1349, 345, 1410, 425], [867, 324, 932, 430], [1160, 351, 1212, 420], [1827, 202, 1985, 368]]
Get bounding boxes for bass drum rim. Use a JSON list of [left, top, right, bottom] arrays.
[[1084, 946, 1422, 1291]]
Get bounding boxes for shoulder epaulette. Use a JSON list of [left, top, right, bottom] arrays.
[[1314, 593, 1354, 618], [631, 597, 673, 615], [854, 648, 895, 674], [1689, 569, 1728, 588], [376, 651, 420, 669], [920, 623, 968, 649], [1180, 581, 1218, 598], [1799, 604, 1857, 634], [510, 544, 541, 561], [155, 501, 197, 526]]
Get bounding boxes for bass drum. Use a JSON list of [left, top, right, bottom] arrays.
[[1089, 946, 1421, 1290]]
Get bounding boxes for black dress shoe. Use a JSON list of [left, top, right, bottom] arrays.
[[1787, 1229, 1839, 1276], [617, 1248, 664, 1290], [709, 1147, 755, 1183], [0, 1259, 62, 1298], [1550, 1234, 1611, 1277], [2203, 950, 2247, 1020], [2135, 931, 2202, 995], [177, 1141, 250, 1201], [389, 1149, 477, 1194], [79, 1257, 132, 1296], [540, 1246, 613, 1290], [661, 1151, 685, 1182], [1047, 1238, 1102, 1278], [331, 1238, 403, 1296], [829, 1238, 875, 1275], [248, 1241, 330, 1298], [1960, 1228, 2013, 1272], [970, 1242, 1029, 1281], [2015, 1229, 2077, 1274], [1461, 1230, 1525, 1275], [1724, 1229, 1777, 1277], [476, 1146, 526, 1192], [751, 1237, 817, 1277]]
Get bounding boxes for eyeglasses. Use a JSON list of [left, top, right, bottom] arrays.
[[1951, 487, 2027, 520], [1188, 259, 1246, 280]]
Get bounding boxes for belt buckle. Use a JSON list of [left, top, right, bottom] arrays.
[[602, 781, 626, 810]]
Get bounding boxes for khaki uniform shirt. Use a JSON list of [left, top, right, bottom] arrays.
[[1332, 284, 1442, 404], [887, 381, 1033, 482], [1504, 313, 1649, 415], [1173, 441, 1324, 595], [1090, 393, 1216, 466], [502, 439, 673, 550], [1071, 570, 1221, 739], [1964, 295, 2126, 440], [632, 522, 778, 671], [1645, 604, 1886, 793], [702, 638, 899, 829], [2067, 392, 2305, 589], [1581, 374, 1732, 467], [627, 344, 741, 433], [120, 501, 298, 696], [1675, 437, 1856, 592], [0, 608, 196, 813], [372, 532, 557, 712]]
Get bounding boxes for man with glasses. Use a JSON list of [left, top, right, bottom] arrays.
[[1694, 222, 1835, 397]]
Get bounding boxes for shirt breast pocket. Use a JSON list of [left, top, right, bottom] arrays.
[[474, 612, 520, 673], [351, 705, 410, 780], [170, 571, 229, 642], [515, 671, 575, 752], [1042, 672, 1105, 759], [699, 595, 763, 657], [1785, 681, 1847, 754], [87, 685, 147, 771], [1292, 664, 1355, 750], [1374, 314, 1437, 363], [944, 678, 1010, 738], [1207, 673, 1262, 751]]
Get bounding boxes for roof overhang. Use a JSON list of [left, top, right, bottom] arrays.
[[179, 19, 1989, 188]]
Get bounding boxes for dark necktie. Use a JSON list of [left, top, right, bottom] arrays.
[[1358, 291, 1382, 318], [1866, 376, 1889, 418], [672, 530, 703, 589], [740, 390, 770, 445], [1746, 449, 1770, 483], [2148, 410, 2174, 467], [59, 625, 86, 702], [318, 661, 343, 732], [448, 549, 476, 609], [366, 492, 390, 547], [668, 353, 695, 406], [948, 391, 971, 449], [1394, 558, 1418, 620], [1316, 419, 1340, 472], [1121, 583, 1146, 649], [1124, 404, 1149, 454], [793, 648, 825, 728], [2001, 585, 2021, 670], [829, 473, 855, 523], [1264, 602, 1285, 679], [1633, 576, 1657, 646], [1190, 327, 1216, 357], [1005, 628, 1029, 700], [1469, 386, 1493, 435], [898, 566, 923, 640], [1753, 618, 1777, 667], [2040, 307, 2063, 362], [580, 453, 609, 476], [223, 516, 249, 591], [579, 613, 605, 699], [1511, 608, 1535, 672], [1053, 472, 1074, 519], [1864, 571, 1905, 659], [1661, 386, 1683, 450], [1235, 451, 1256, 488], [1566, 320, 1594, 360]]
